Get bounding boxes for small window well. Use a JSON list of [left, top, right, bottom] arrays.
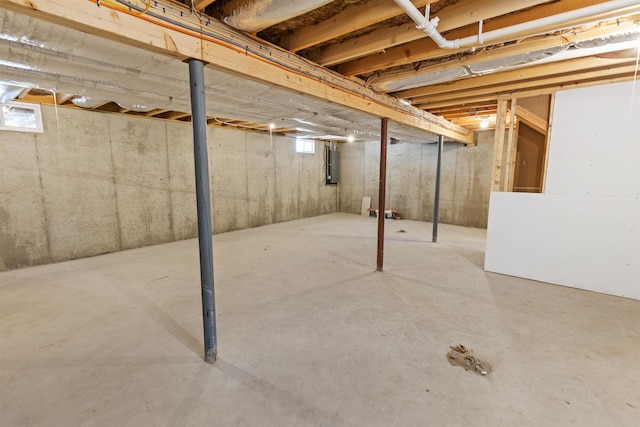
[[0, 101, 43, 133], [295, 138, 315, 154]]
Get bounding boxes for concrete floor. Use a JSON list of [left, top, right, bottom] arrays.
[[1, 213, 638, 426]]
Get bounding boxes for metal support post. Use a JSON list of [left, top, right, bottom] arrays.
[[432, 134, 443, 243], [189, 59, 217, 363], [376, 118, 388, 272]]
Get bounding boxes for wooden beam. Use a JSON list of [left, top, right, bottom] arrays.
[[55, 93, 75, 104], [283, 0, 433, 53], [336, 0, 614, 76], [370, 18, 640, 92], [418, 67, 638, 106], [196, 41, 473, 143], [491, 100, 508, 192], [144, 108, 169, 117], [443, 109, 497, 119], [314, 0, 564, 66], [450, 118, 497, 132], [515, 105, 548, 135], [427, 102, 498, 114], [504, 99, 517, 192], [403, 58, 638, 102], [20, 93, 55, 104], [162, 111, 192, 120], [418, 72, 637, 111], [540, 93, 555, 193], [0, 0, 472, 143], [193, 0, 216, 11], [417, 95, 500, 110], [16, 87, 31, 99]]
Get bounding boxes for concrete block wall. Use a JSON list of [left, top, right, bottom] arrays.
[[339, 131, 494, 228], [0, 106, 336, 271]]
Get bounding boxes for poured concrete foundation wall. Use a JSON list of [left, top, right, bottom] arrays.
[[0, 106, 336, 271], [339, 132, 493, 228]]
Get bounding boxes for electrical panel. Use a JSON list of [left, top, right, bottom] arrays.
[[326, 149, 340, 184]]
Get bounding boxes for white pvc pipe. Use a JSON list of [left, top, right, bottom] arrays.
[[395, 0, 640, 49]]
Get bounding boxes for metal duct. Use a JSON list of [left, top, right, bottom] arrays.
[[371, 28, 640, 93], [219, 0, 333, 33]]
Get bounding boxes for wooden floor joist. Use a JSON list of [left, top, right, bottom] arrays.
[[0, 0, 473, 144]]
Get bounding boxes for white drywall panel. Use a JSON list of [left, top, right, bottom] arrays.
[[486, 81, 640, 300], [545, 80, 640, 197], [485, 192, 639, 300]]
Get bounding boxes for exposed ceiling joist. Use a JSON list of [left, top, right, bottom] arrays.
[[428, 102, 498, 115], [419, 96, 499, 110], [313, 0, 554, 66], [2, 0, 637, 136], [0, 0, 472, 143], [336, 0, 616, 76], [402, 56, 637, 101], [415, 68, 637, 109], [193, 0, 215, 11], [371, 18, 640, 92], [55, 93, 75, 104], [283, 0, 433, 53]]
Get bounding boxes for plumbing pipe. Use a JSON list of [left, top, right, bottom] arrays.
[[394, 0, 640, 49]]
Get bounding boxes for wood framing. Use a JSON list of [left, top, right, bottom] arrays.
[[336, 0, 616, 76], [491, 100, 508, 192], [0, 0, 472, 144], [540, 93, 555, 193], [369, 18, 640, 92], [193, 0, 215, 11], [315, 0, 596, 67], [515, 105, 548, 135], [398, 56, 637, 100], [504, 99, 517, 192], [283, 0, 432, 53]]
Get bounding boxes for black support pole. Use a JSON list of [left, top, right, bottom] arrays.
[[189, 59, 217, 363], [432, 134, 444, 243], [376, 118, 388, 272]]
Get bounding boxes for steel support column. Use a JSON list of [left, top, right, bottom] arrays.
[[376, 118, 388, 272], [432, 135, 444, 243], [189, 59, 217, 363]]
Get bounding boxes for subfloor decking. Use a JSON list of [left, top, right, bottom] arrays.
[[1, 213, 638, 426]]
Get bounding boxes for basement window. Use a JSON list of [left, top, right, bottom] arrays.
[[0, 101, 43, 133], [295, 138, 315, 154]]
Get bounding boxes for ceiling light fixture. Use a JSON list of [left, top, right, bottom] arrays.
[[480, 118, 489, 129]]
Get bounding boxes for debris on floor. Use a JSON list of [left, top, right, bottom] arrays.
[[446, 345, 491, 376], [397, 229, 406, 233], [367, 208, 402, 219]]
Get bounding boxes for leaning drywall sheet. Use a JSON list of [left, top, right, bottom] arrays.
[[485, 81, 640, 300], [485, 192, 639, 300], [544, 81, 640, 197]]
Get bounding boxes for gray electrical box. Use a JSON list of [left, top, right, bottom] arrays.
[[326, 150, 340, 184]]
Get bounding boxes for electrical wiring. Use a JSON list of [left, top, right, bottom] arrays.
[[86, 0, 458, 136], [97, 0, 151, 15]]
